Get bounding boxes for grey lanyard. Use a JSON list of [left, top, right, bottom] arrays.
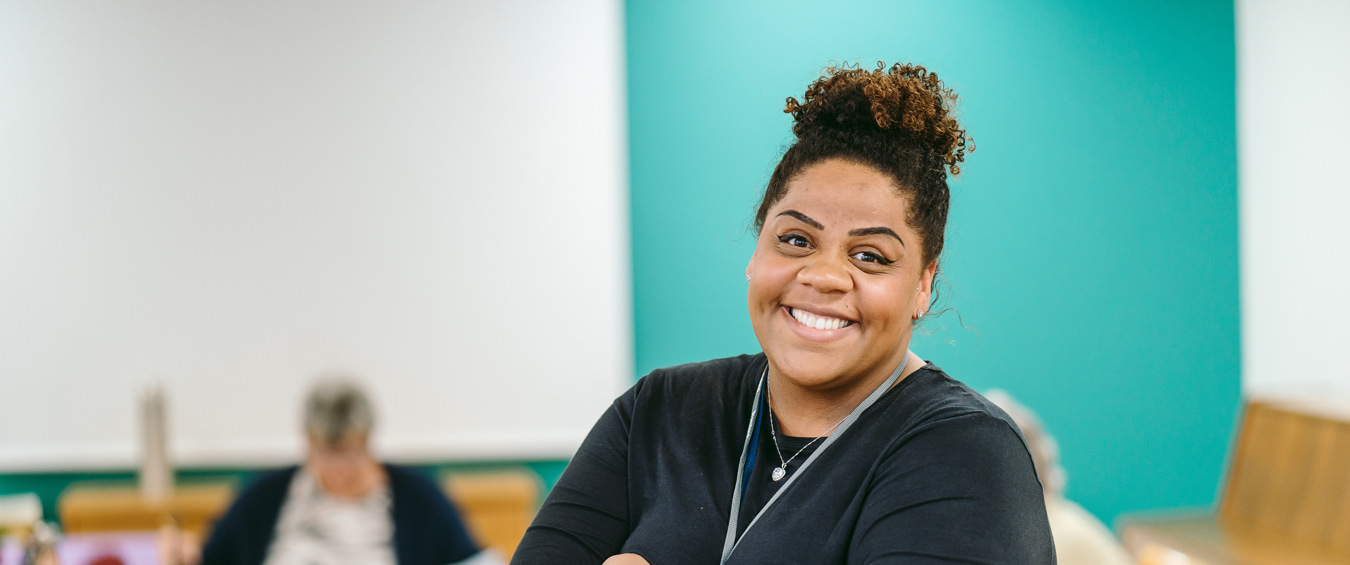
[[719, 354, 911, 564]]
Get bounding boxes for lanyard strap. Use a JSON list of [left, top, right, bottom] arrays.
[[741, 390, 765, 497], [719, 354, 911, 565], [721, 368, 765, 562]]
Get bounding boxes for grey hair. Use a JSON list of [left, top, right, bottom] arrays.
[[304, 377, 375, 447]]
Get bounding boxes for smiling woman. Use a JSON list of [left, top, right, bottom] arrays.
[[511, 63, 1055, 565]]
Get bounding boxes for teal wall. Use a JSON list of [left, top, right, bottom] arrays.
[[627, 0, 1240, 525]]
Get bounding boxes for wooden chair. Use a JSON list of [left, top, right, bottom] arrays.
[[58, 481, 235, 537], [56, 468, 543, 560], [443, 468, 541, 561], [1119, 399, 1350, 564]]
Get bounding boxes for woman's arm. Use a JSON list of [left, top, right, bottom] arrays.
[[510, 384, 640, 565], [849, 413, 1056, 564]]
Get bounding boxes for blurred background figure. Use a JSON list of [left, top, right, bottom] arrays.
[[199, 377, 498, 565], [985, 390, 1133, 565]]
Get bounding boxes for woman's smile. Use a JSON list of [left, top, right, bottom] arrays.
[[783, 306, 857, 341]]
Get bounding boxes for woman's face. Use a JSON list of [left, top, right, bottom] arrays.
[[307, 431, 381, 498], [747, 159, 935, 393]]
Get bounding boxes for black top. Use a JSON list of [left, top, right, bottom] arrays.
[[200, 464, 480, 565], [512, 354, 1055, 565]]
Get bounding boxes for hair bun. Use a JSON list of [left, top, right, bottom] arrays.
[[785, 62, 971, 174]]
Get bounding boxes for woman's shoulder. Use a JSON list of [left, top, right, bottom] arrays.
[[633, 353, 765, 397], [383, 464, 443, 497], [852, 365, 1054, 564], [861, 364, 1046, 509], [645, 353, 765, 380], [884, 364, 1028, 450], [233, 466, 300, 504]]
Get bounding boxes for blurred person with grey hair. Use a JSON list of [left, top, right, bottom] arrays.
[[984, 390, 1132, 565], [200, 376, 499, 565]]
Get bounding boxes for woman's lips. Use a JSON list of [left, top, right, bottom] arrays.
[[782, 306, 857, 342], [789, 307, 855, 329]]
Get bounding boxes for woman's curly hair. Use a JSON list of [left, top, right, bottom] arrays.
[[754, 61, 971, 268]]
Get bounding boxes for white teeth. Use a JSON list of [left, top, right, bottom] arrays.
[[791, 308, 851, 330]]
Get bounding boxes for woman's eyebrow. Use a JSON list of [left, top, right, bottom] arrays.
[[849, 226, 905, 247], [776, 210, 824, 229]]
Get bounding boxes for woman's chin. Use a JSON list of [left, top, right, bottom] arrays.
[[767, 353, 851, 390]]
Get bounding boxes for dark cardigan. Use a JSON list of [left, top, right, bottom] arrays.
[[201, 464, 480, 565]]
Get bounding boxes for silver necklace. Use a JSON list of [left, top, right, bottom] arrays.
[[764, 385, 848, 482]]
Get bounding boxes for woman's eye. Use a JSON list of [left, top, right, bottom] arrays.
[[851, 251, 893, 265], [778, 234, 810, 248]]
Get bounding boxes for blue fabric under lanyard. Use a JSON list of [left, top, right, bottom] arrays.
[[740, 389, 766, 499]]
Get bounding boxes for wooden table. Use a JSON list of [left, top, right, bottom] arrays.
[[1119, 399, 1350, 565], [59, 481, 235, 537], [1122, 514, 1350, 565]]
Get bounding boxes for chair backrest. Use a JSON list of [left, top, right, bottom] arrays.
[[58, 481, 235, 536], [443, 468, 541, 561], [1219, 399, 1350, 553]]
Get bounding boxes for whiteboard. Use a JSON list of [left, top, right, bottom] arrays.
[[0, 0, 631, 471]]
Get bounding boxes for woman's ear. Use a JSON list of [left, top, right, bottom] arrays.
[[917, 260, 937, 313]]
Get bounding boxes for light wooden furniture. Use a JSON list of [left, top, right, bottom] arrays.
[[444, 469, 541, 561], [1119, 399, 1350, 565], [0, 493, 42, 537], [57, 468, 543, 559], [58, 481, 235, 537]]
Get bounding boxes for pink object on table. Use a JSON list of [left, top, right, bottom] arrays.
[[0, 539, 22, 564], [58, 532, 161, 565]]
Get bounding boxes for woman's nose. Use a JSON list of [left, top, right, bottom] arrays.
[[796, 254, 852, 293]]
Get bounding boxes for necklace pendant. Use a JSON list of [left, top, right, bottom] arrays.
[[771, 466, 787, 481]]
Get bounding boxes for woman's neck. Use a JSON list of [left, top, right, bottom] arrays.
[[768, 351, 921, 437], [310, 458, 388, 500]]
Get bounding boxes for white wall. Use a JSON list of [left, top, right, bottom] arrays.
[[1239, 0, 1350, 401], [0, 0, 630, 471]]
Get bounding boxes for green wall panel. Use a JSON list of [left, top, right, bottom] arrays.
[[626, 0, 1239, 525], [0, 460, 568, 527]]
